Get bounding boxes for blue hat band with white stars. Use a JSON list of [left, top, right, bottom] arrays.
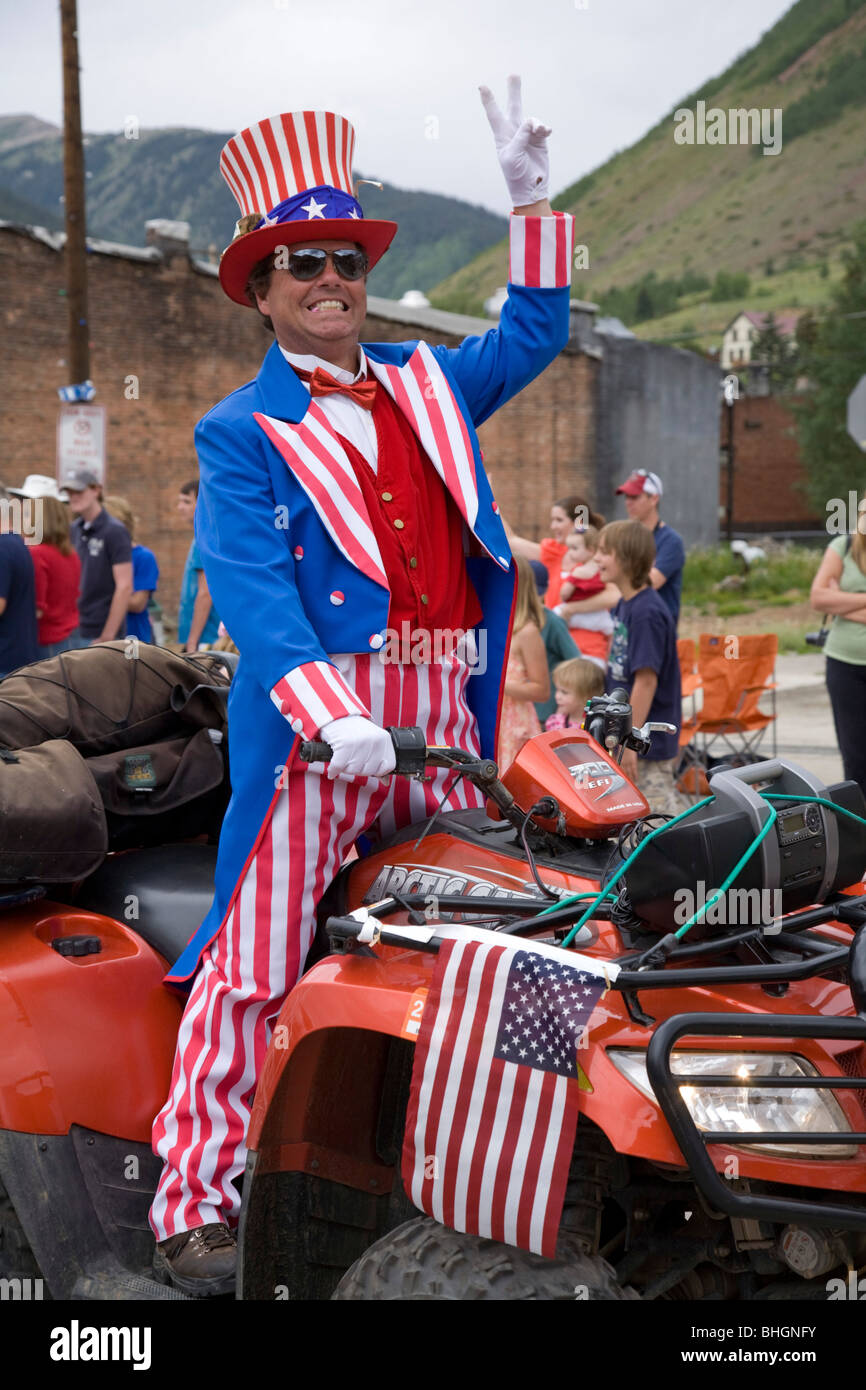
[[254, 184, 364, 230]]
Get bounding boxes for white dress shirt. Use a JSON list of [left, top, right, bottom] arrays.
[[280, 346, 378, 473]]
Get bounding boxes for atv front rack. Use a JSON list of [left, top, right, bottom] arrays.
[[325, 894, 862, 1000], [646, 1012, 866, 1232], [326, 904, 866, 1232]]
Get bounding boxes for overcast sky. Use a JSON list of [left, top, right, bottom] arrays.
[[4, 0, 794, 212]]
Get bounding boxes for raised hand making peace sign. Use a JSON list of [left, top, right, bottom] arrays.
[[479, 74, 552, 209]]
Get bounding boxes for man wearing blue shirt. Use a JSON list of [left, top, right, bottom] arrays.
[[65, 470, 133, 643], [176, 480, 220, 651], [0, 486, 38, 677], [616, 470, 685, 626]]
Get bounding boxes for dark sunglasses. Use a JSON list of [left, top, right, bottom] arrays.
[[282, 247, 369, 281]]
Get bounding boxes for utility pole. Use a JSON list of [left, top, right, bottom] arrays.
[[725, 394, 735, 543], [59, 0, 89, 384]]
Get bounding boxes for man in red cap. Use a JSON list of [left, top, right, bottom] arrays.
[[615, 469, 685, 626], [150, 79, 575, 1294]]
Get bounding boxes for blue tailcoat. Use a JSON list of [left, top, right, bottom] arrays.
[[166, 277, 570, 984]]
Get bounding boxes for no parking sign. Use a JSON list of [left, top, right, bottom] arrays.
[[56, 404, 107, 485]]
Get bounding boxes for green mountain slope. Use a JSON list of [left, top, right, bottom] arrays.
[[429, 0, 866, 332], [0, 117, 506, 301], [0, 180, 62, 231]]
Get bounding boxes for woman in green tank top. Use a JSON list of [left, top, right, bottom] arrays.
[[810, 510, 866, 797]]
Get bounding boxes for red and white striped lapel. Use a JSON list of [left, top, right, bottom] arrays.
[[253, 402, 388, 590], [367, 343, 481, 536]]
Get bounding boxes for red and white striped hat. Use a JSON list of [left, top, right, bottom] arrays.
[[218, 110, 397, 306]]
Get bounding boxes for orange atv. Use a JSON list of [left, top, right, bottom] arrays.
[[1, 690, 865, 1301]]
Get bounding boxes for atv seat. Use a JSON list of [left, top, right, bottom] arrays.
[[71, 843, 218, 967]]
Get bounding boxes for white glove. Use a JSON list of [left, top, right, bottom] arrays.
[[318, 714, 396, 781], [479, 74, 551, 208]]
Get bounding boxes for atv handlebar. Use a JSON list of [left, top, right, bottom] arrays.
[[298, 690, 673, 778], [300, 740, 334, 764], [299, 726, 491, 776], [299, 726, 525, 830], [296, 689, 669, 833], [583, 689, 675, 760]]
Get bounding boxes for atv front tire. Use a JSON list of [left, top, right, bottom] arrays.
[[331, 1215, 635, 1301]]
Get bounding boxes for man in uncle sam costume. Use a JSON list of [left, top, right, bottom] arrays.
[[150, 77, 575, 1294]]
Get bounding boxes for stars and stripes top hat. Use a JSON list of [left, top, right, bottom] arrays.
[[218, 110, 398, 306]]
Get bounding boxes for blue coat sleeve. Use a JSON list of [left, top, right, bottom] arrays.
[[433, 285, 571, 428], [430, 214, 574, 426]]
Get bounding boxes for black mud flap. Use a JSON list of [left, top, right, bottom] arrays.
[[0, 1127, 191, 1300]]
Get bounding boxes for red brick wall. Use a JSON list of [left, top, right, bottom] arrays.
[[478, 354, 598, 529], [720, 394, 820, 530], [0, 227, 596, 628]]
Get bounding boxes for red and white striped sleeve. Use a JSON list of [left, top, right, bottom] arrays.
[[508, 212, 575, 289], [270, 660, 371, 739]]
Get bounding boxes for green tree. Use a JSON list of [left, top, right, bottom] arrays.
[[677, 270, 710, 296], [792, 222, 866, 511], [635, 284, 654, 321], [796, 310, 818, 349], [750, 310, 800, 394], [710, 270, 751, 302]]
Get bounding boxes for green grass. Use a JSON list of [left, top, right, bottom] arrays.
[[631, 259, 847, 352], [712, 599, 752, 616], [681, 544, 825, 652], [777, 627, 814, 654], [683, 542, 820, 608]]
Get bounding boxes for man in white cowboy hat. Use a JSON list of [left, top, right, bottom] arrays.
[[150, 77, 575, 1294]]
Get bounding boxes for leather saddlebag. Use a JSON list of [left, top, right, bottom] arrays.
[[0, 741, 108, 882]]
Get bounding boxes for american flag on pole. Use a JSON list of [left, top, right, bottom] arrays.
[[401, 929, 617, 1258]]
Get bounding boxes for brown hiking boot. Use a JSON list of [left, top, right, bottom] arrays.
[[153, 1223, 237, 1297]]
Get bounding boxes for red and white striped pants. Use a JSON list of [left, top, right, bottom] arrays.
[[150, 652, 484, 1240]]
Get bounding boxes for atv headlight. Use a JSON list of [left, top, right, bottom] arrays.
[[608, 1050, 857, 1159]]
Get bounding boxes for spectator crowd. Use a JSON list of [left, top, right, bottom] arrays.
[[0, 462, 687, 809], [0, 471, 220, 677], [501, 468, 687, 814], [3, 462, 861, 811]]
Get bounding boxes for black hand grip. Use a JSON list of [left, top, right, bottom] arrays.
[[298, 727, 428, 773], [298, 739, 332, 763]]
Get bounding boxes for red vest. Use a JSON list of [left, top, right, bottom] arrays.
[[335, 386, 482, 641]]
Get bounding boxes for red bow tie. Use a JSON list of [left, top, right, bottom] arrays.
[[294, 365, 378, 410]]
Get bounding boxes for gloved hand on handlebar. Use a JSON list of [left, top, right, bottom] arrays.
[[317, 715, 396, 782]]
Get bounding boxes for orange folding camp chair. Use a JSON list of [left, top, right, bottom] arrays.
[[691, 633, 778, 765], [678, 638, 703, 723], [676, 638, 709, 797]]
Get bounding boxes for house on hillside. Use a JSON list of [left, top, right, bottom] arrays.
[[720, 309, 800, 370]]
